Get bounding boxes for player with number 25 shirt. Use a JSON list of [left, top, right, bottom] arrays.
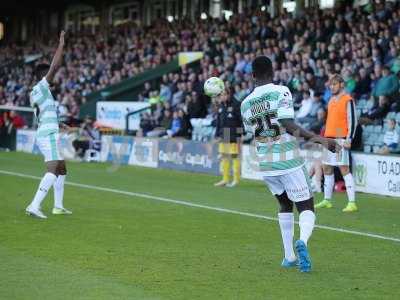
[[241, 56, 340, 273]]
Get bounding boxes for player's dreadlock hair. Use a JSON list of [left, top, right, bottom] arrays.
[[252, 56, 273, 81]]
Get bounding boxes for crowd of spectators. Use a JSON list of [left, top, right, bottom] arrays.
[[0, 19, 210, 121], [2, 1, 400, 152], [137, 1, 400, 150]]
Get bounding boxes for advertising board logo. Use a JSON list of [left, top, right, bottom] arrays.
[[354, 162, 367, 187]]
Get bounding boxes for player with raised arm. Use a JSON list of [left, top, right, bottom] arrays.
[[241, 56, 340, 272], [26, 31, 72, 219]]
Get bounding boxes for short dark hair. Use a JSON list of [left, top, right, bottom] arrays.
[[35, 64, 50, 79], [252, 56, 273, 80]]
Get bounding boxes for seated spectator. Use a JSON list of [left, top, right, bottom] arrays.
[[165, 109, 191, 138], [166, 110, 182, 137], [298, 93, 323, 129], [8, 110, 25, 129], [138, 112, 155, 136], [384, 47, 398, 67], [171, 82, 185, 108], [295, 90, 313, 122], [148, 91, 161, 106], [234, 53, 246, 73], [233, 84, 246, 102], [390, 56, 400, 75], [152, 102, 165, 124], [343, 69, 356, 94], [359, 95, 390, 124], [159, 76, 172, 102], [147, 109, 172, 137], [353, 68, 372, 99], [175, 109, 192, 138], [310, 107, 327, 135], [141, 82, 152, 100], [377, 119, 400, 154], [71, 116, 100, 159], [57, 99, 70, 124], [372, 66, 400, 100], [314, 69, 328, 95], [186, 92, 206, 119]]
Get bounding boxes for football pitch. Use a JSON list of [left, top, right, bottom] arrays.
[[0, 152, 399, 300]]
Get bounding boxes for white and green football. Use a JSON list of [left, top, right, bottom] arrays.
[[203, 77, 225, 97]]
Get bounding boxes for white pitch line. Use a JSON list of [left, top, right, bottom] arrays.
[[1, 169, 399, 243]]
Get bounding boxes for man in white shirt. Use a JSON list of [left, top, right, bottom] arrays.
[[296, 90, 313, 119]]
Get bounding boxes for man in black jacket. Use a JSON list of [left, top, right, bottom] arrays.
[[214, 89, 243, 187]]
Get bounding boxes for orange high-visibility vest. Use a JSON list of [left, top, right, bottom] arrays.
[[324, 93, 353, 138]]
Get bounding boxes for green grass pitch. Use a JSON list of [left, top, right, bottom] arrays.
[[0, 152, 399, 300]]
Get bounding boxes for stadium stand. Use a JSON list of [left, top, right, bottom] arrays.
[[1, 1, 400, 153], [134, 1, 400, 148]]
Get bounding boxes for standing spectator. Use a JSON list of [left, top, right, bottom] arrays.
[[9, 111, 25, 129], [0, 112, 16, 150]]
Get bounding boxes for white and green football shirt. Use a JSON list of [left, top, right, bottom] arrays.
[[241, 83, 304, 176], [30, 78, 59, 137]]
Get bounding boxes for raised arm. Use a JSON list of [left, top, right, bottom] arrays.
[[279, 118, 341, 153], [45, 31, 65, 83]]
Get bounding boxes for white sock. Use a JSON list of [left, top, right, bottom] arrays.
[[343, 173, 355, 202], [54, 175, 66, 209], [299, 210, 315, 246], [278, 213, 296, 261], [29, 173, 57, 210], [312, 176, 322, 193], [324, 174, 334, 200]]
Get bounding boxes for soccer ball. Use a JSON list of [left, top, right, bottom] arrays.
[[204, 77, 225, 97]]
